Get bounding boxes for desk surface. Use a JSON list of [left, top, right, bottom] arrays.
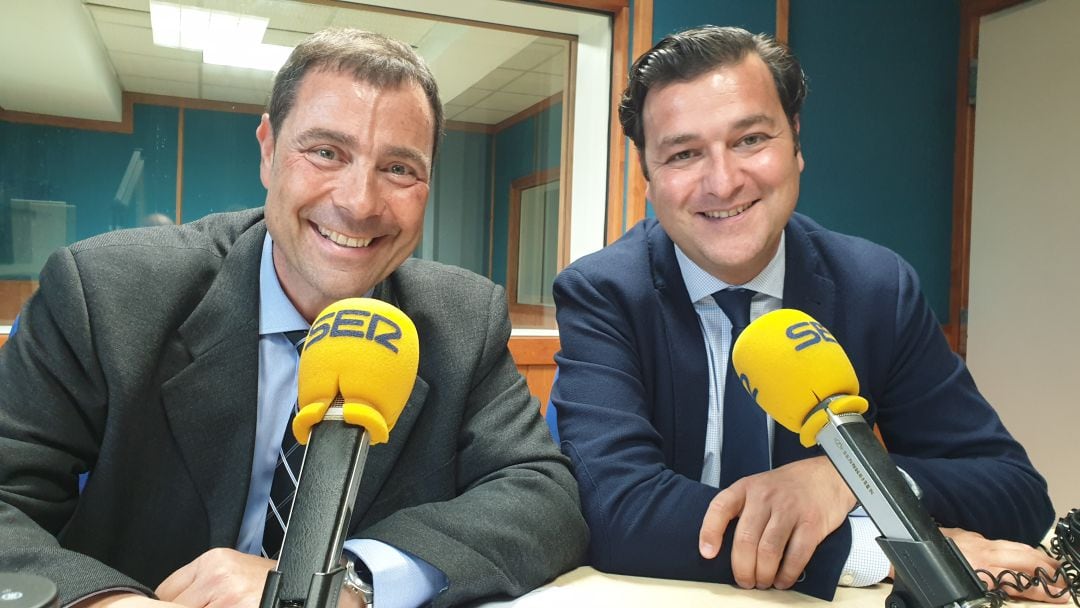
[[483, 566, 1033, 607]]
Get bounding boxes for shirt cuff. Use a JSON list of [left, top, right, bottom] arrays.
[[64, 588, 147, 608], [838, 512, 890, 587], [343, 539, 447, 608]]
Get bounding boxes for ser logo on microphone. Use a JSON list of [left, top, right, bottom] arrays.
[[306, 307, 404, 353], [785, 321, 837, 352]]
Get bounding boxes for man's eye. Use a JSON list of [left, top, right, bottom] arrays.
[[668, 150, 693, 162], [739, 134, 766, 147], [389, 163, 410, 175], [314, 148, 337, 161]]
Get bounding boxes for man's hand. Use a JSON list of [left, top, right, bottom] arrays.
[[940, 527, 1069, 604], [72, 592, 184, 607], [155, 548, 274, 608], [698, 455, 856, 590]]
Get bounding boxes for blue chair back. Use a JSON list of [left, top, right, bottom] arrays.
[[545, 368, 559, 443]]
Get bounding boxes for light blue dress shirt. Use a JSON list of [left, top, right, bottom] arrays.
[[235, 233, 446, 607], [673, 233, 889, 587]]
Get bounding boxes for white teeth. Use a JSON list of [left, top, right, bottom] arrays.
[[704, 202, 754, 219], [317, 225, 373, 248]]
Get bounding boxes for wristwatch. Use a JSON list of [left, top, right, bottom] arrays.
[[343, 558, 374, 608]]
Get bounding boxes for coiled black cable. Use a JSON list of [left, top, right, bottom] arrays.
[[976, 509, 1080, 606]]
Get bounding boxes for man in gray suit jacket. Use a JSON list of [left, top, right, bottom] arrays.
[[0, 28, 587, 608]]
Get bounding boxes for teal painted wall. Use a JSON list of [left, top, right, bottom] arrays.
[[652, 0, 775, 42], [0, 104, 180, 277], [643, 0, 958, 321], [790, 0, 959, 320], [491, 102, 562, 286], [0, 103, 503, 283], [181, 109, 265, 221], [427, 128, 492, 276]]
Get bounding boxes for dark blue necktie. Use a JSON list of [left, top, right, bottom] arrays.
[[261, 330, 308, 559], [713, 288, 770, 488]]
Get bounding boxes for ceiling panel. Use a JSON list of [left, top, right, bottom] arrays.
[[472, 68, 524, 91], [502, 71, 563, 97], [90, 0, 147, 11], [2, 1, 571, 126], [94, 19, 194, 60], [502, 40, 561, 71], [330, 8, 436, 44], [123, 74, 199, 98], [201, 63, 274, 89], [87, 4, 150, 27], [443, 103, 468, 119], [533, 51, 568, 76], [110, 50, 201, 81], [446, 87, 493, 107], [475, 90, 544, 112], [258, 2, 336, 34], [453, 106, 514, 124], [202, 83, 269, 106]]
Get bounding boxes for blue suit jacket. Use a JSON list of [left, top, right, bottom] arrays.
[[552, 214, 1052, 599]]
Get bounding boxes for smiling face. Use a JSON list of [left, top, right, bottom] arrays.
[[642, 53, 803, 285], [257, 68, 434, 321]]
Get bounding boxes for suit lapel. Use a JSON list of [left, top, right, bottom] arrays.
[[346, 277, 430, 529], [648, 225, 711, 479], [774, 218, 834, 466], [160, 222, 265, 547]]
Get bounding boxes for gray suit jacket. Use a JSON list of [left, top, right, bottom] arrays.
[[0, 208, 587, 606]]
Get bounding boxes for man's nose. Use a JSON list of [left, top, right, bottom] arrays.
[[336, 163, 384, 218], [703, 149, 745, 200]]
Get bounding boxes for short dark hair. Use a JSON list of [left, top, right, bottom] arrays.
[[619, 25, 807, 175], [267, 28, 444, 163]]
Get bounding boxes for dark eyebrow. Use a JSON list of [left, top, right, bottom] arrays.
[[657, 133, 699, 149], [657, 114, 779, 149], [294, 129, 430, 175], [732, 113, 777, 131], [385, 145, 431, 175], [295, 127, 357, 148]]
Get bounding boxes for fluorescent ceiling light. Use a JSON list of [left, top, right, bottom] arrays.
[[149, 1, 180, 47], [149, 0, 289, 72], [204, 41, 292, 72]]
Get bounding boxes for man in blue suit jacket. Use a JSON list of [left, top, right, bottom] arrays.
[[553, 25, 1056, 601]]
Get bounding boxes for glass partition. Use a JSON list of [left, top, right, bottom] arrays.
[[0, 0, 605, 330]]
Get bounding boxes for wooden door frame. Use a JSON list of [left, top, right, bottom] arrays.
[[507, 168, 562, 317], [948, 0, 1030, 356]]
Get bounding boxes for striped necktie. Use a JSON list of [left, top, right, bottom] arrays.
[[713, 288, 770, 488], [261, 329, 308, 559]]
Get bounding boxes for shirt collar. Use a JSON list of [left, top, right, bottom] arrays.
[[675, 231, 786, 304], [259, 232, 310, 336]]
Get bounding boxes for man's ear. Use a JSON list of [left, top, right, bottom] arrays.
[[256, 113, 275, 188], [636, 146, 651, 187], [793, 114, 805, 171]]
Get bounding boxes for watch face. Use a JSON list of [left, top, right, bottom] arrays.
[[345, 560, 374, 606]]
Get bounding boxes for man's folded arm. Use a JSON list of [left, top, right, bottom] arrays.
[[0, 249, 152, 603], [552, 268, 850, 599], [873, 257, 1053, 545]]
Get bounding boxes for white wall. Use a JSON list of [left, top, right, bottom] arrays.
[[967, 0, 1080, 515]]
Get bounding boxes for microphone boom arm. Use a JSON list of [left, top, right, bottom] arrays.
[[260, 396, 370, 608], [817, 404, 991, 608]]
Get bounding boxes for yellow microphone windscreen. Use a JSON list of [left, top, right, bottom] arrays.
[[731, 309, 864, 439], [293, 298, 419, 446]]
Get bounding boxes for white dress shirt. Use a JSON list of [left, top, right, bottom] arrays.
[[674, 233, 889, 587]]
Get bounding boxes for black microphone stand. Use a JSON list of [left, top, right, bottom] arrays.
[[818, 405, 992, 608], [260, 397, 369, 608]]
